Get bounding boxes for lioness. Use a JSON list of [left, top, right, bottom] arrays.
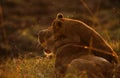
[[38, 13, 119, 78]]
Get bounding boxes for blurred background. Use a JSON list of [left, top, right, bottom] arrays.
[[0, 0, 120, 59]]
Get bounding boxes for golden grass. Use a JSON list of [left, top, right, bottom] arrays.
[[0, 57, 55, 78]]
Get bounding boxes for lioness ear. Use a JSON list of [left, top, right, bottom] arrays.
[[52, 13, 63, 33], [56, 13, 63, 19]]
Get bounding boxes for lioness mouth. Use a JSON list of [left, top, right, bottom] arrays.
[[44, 48, 51, 54]]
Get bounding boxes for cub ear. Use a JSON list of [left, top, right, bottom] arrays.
[[56, 13, 64, 19]]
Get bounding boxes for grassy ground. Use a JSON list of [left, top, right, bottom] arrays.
[[0, 57, 55, 78]]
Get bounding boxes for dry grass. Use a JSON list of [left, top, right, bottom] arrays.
[[0, 57, 55, 78]]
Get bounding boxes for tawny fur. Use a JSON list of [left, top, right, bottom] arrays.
[[38, 13, 119, 78]]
